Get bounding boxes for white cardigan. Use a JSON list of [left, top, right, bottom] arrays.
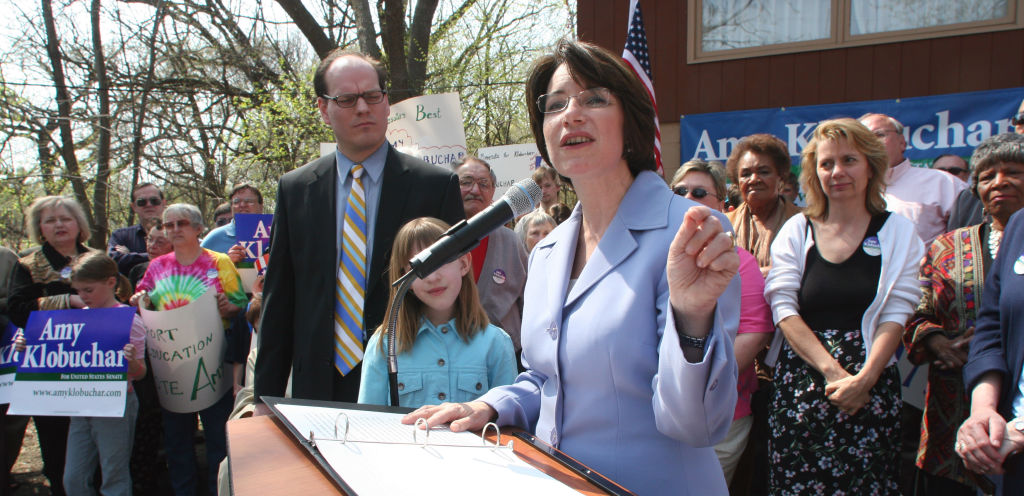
[[763, 212, 925, 367]]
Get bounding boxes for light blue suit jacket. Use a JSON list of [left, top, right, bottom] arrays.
[[479, 171, 739, 495]]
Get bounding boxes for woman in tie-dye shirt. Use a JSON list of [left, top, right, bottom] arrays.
[[131, 203, 247, 496]]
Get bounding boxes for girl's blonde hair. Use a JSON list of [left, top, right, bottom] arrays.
[[376, 217, 489, 354], [800, 118, 888, 220], [70, 251, 133, 302]]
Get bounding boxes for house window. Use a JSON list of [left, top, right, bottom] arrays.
[[689, 0, 1022, 63]]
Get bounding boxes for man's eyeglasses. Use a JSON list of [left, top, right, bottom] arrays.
[[321, 90, 387, 108], [537, 87, 613, 114], [135, 197, 162, 207], [1012, 112, 1024, 126], [162, 219, 191, 230], [673, 186, 718, 200], [231, 198, 258, 205], [459, 177, 494, 189]]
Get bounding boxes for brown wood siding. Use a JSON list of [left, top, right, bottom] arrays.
[[576, 0, 1024, 121]]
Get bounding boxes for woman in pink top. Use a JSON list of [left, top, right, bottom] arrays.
[[671, 159, 775, 484]]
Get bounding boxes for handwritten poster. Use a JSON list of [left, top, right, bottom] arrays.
[[387, 92, 467, 168], [476, 143, 542, 199], [140, 289, 229, 413]]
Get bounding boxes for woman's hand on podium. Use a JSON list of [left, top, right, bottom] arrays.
[[402, 401, 498, 432]]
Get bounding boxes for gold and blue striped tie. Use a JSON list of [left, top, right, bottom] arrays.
[[334, 164, 366, 376]]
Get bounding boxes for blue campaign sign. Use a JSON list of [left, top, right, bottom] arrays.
[[18, 307, 136, 375], [680, 87, 1024, 166], [234, 213, 273, 263], [1, 322, 20, 374]]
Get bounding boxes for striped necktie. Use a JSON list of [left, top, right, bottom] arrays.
[[334, 164, 366, 376]]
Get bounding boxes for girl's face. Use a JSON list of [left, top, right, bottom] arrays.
[[71, 277, 118, 308], [410, 247, 470, 326]]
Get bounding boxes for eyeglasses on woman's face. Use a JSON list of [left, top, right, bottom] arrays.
[[673, 186, 718, 200], [536, 87, 613, 114]]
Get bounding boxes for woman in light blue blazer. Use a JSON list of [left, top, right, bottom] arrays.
[[404, 39, 742, 495]]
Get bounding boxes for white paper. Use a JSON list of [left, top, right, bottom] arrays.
[[139, 289, 229, 413], [273, 404, 581, 495]]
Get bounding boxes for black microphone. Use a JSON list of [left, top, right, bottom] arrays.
[[409, 178, 542, 278]]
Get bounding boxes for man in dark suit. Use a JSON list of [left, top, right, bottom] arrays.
[[254, 50, 464, 404]]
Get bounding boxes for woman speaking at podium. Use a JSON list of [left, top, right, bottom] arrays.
[[404, 39, 741, 495]]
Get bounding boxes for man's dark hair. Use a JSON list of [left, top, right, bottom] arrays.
[[229, 183, 263, 205], [132, 182, 164, 201], [314, 50, 388, 98], [212, 202, 231, 219]]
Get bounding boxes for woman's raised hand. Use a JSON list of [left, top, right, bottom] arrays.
[[666, 206, 740, 332]]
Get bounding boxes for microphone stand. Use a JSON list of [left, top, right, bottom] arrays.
[[384, 270, 417, 407]]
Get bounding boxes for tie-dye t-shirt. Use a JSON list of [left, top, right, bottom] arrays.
[[137, 248, 248, 327]]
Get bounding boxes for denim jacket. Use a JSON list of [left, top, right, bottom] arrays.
[[358, 318, 517, 408]]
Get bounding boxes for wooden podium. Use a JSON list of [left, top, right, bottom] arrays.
[[227, 414, 629, 495]]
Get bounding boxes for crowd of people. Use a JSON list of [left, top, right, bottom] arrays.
[[1, 38, 1024, 496]]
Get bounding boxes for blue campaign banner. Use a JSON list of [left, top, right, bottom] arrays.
[[234, 213, 273, 263], [0, 322, 19, 374], [17, 307, 135, 376], [680, 87, 1024, 166]]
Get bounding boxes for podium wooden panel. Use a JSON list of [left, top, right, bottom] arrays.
[[227, 415, 622, 495]]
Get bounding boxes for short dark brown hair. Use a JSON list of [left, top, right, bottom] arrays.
[[725, 134, 792, 184], [229, 183, 263, 205], [314, 49, 387, 98], [526, 39, 656, 178], [132, 182, 164, 201]]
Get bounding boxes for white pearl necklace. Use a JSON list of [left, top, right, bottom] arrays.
[[989, 226, 1003, 260]]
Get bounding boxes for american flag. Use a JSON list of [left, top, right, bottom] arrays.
[[621, 0, 663, 175], [255, 251, 270, 275]]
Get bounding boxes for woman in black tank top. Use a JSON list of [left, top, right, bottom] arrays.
[[765, 118, 925, 495]]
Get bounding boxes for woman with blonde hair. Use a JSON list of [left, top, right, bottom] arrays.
[[8, 195, 98, 496], [765, 118, 924, 493]]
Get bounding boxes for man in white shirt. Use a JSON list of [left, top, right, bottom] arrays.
[[860, 113, 966, 246]]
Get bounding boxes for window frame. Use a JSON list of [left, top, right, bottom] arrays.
[[687, 0, 1024, 64]]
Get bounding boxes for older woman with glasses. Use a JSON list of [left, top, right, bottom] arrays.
[[131, 203, 247, 496], [403, 39, 741, 495], [726, 134, 802, 277], [671, 159, 775, 484]]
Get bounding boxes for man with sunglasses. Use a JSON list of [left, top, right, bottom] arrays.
[[254, 50, 464, 406], [108, 182, 165, 276], [934, 154, 970, 183]]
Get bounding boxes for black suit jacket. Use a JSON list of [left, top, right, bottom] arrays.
[[255, 145, 465, 401]]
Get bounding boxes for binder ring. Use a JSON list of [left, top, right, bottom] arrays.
[[334, 413, 350, 443], [481, 422, 501, 449], [413, 418, 430, 447]]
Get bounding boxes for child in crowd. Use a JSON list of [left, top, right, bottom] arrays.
[[16, 252, 146, 496], [358, 217, 517, 408]]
